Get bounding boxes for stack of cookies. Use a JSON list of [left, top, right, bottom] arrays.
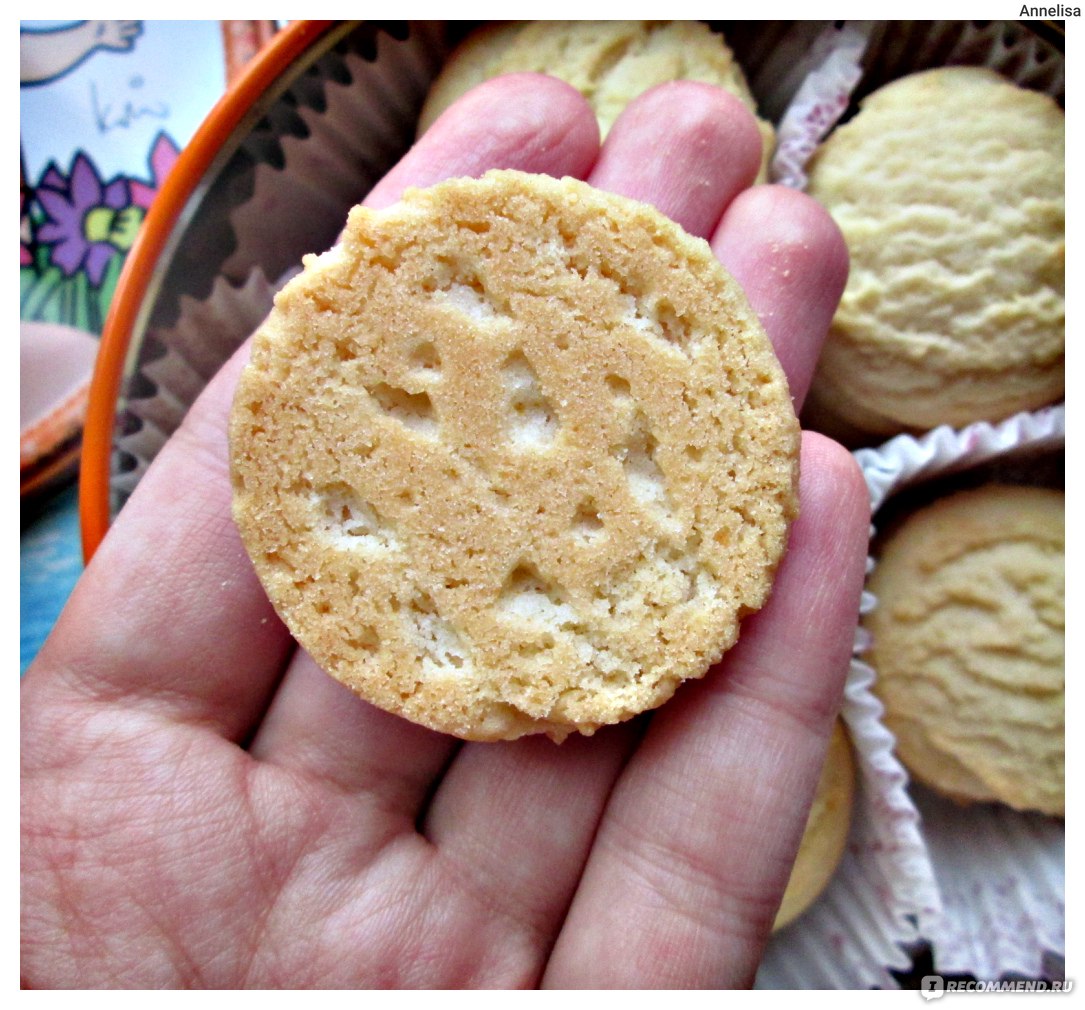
[[794, 66, 1065, 811]]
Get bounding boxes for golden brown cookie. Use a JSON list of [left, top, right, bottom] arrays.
[[865, 484, 1064, 816], [230, 170, 799, 742], [774, 719, 856, 931], [805, 68, 1064, 439], [419, 21, 774, 176]]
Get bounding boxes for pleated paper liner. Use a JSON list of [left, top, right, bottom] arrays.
[[851, 407, 1065, 981], [221, 22, 449, 283], [755, 652, 941, 988], [115, 268, 278, 498], [915, 789, 1064, 980], [771, 20, 1063, 190], [765, 20, 1065, 984], [108, 21, 1061, 987]]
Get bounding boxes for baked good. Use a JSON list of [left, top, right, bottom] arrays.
[[230, 169, 799, 742], [804, 67, 1064, 439], [865, 484, 1064, 816], [418, 21, 774, 176], [774, 719, 855, 931]]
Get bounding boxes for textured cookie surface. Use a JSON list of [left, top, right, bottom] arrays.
[[230, 170, 799, 742], [866, 485, 1064, 816], [774, 719, 855, 931], [419, 21, 774, 175], [806, 68, 1064, 437]]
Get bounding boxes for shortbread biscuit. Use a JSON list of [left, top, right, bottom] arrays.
[[774, 718, 855, 931], [866, 484, 1064, 816], [805, 68, 1064, 438], [230, 170, 799, 742], [419, 21, 774, 177]]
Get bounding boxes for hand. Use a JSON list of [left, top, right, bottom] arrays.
[[21, 75, 869, 989], [91, 20, 143, 53], [19, 21, 142, 85]]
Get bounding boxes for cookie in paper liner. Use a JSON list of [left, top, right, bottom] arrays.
[[865, 483, 1064, 816], [805, 68, 1064, 439]]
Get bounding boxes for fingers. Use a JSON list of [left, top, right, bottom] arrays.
[[543, 433, 870, 988], [365, 73, 599, 209], [31, 76, 601, 748], [589, 82, 762, 237], [409, 79, 776, 940], [712, 185, 848, 410], [32, 340, 295, 742], [422, 727, 639, 944], [249, 651, 457, 824]]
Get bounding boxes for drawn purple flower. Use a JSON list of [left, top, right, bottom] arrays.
[[36, 154, 131, 286], [39, 165, 67, 190]]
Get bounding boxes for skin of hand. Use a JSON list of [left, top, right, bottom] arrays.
[[21, 75, 869, 989], [20, 21, 143, 85]]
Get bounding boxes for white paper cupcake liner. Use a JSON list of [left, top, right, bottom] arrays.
[[757, 664, 941, 987], [915, 788, 1064, 979], [770, 24, 867, 189], [854, 406, 1065, 513], [853, 406, 1065, 980]]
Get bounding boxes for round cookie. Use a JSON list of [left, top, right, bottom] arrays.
[[230, 169, 799, 742], [865, 484, 1064, 816], [805, 68, 1064, 438], [774, 719, 855, 931], [418, 21, 774, 177]]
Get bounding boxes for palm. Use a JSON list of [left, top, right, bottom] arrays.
[[23, 720, 553, 987], [22, 76, 868, 989]]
